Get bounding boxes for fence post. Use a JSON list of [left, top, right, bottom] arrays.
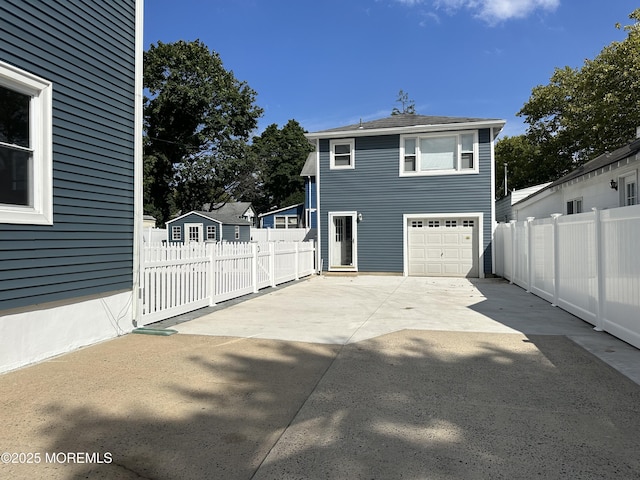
[[294, 242, 300, 280], [551, 213, 562, 307], [208, 243, 217, 306], [269, 242, 276, 287], [252, 242, 259, 293], [592, 208, 604, 331], [526, 217, 535, 292], [509, 220, 516, 284]]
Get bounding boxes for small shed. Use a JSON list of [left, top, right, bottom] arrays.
[[166, 211, 251, 243], [259, 203, 304, 228]]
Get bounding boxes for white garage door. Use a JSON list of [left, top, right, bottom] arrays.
[[408, 218, 478, 277]]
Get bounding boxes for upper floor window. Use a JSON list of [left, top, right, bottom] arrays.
[[330, 139, 355, 170], [0, 60, 53, 224], [400, 131, 478, 176]]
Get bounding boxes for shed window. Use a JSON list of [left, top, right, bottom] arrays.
[[171, 225, 181, 241], [234, 225, 240, 239], [0, 60, 53, 225], [206, 225, 216, 240], [275, 215, 298, 229]]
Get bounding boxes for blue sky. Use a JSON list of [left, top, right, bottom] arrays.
[[144, 0, 633, 138]]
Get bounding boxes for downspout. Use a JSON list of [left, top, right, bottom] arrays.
[[315, 140, 321, 273], [132, 0, 144, 326]]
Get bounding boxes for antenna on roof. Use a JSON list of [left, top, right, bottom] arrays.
[[358, 118, 364, 129]]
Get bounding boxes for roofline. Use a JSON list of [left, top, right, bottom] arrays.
[[166, 211, 223, 225], [258, 203, 304, 218], [305, 120, 506, 140]]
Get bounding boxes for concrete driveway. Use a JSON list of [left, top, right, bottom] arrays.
[[1, 276, 640, 479]]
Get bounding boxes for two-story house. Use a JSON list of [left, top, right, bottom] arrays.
[[0, 0, 142, 373], [305, 114, 505, 278]]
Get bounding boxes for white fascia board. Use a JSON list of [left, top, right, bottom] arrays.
[[257, 203, 304, 218], [305, 120, 506, 140]]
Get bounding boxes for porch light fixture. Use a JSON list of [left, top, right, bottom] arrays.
[[357, 213, 363, 222], [610, 179, 618, 190]]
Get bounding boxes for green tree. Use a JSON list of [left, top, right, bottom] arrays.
[[494, 135, 544, 198], [143, 40, 263, 224], [250, 120, 314, 213], [517, 9, 640, 177], [391, 89, 416, 115]]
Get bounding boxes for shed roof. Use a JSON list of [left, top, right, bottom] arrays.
[[166, 210, 251, 226]]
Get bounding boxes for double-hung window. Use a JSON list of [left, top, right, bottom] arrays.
[[329, 139, 355, 169], [400, 131, 478, 176], [0, 60, 53, 224]]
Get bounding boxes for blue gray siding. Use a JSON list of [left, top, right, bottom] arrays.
[[319, 129, 494, 273], [0, 0, 137, 311], [304, 178, 317, 229], [260, 205, 304, 228], [167, 214, 222, 243]]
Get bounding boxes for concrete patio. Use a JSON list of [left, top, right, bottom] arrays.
[[1, 276, 639, 479]]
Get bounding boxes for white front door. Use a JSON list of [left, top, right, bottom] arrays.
[[328, 212, 357, 271], [184, 223, 203, 243]]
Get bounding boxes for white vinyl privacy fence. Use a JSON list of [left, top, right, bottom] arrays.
[[495, 204, 640, 349], [139, 240, 315, 325]]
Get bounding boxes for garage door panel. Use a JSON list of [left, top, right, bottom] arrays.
[[408, 218, 478, 278]]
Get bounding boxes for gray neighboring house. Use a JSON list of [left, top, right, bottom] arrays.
[[0, 0, 143, 373], [510, 137, 640, 220], [305, 114, 505, 278]]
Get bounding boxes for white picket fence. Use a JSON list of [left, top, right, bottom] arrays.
[[139, 240, 316, 325], [495, 204, 640, 349]]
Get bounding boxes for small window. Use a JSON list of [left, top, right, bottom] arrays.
[[404, 138, 416, 172], [330, 139, 355, 169], [0, 60, 53, 225], [234, 225, 240, 240], [275, 215, 298, 229], [626, 181, 637, 206], [445, 220, 457, 227], [411, 220, 423, 228], [171, 225, 181, 241], [463, 220, 475, 227], [428, 220, 440, 228], [566, 198, 583, 215], [620, 174, 637, 206], [206, 225, 216, 240]]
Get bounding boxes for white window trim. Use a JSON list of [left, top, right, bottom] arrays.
[[399, 131, 479, 177], [274, 215, 299, 229], [206, 225, 216, 240], [619, 172, 637, 206], [329, 138, 355, 170], [234, 225, 240, 239], [0, 60, 53, 225], [566, 197, 583, 215], [171, 225, 181, 241]]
